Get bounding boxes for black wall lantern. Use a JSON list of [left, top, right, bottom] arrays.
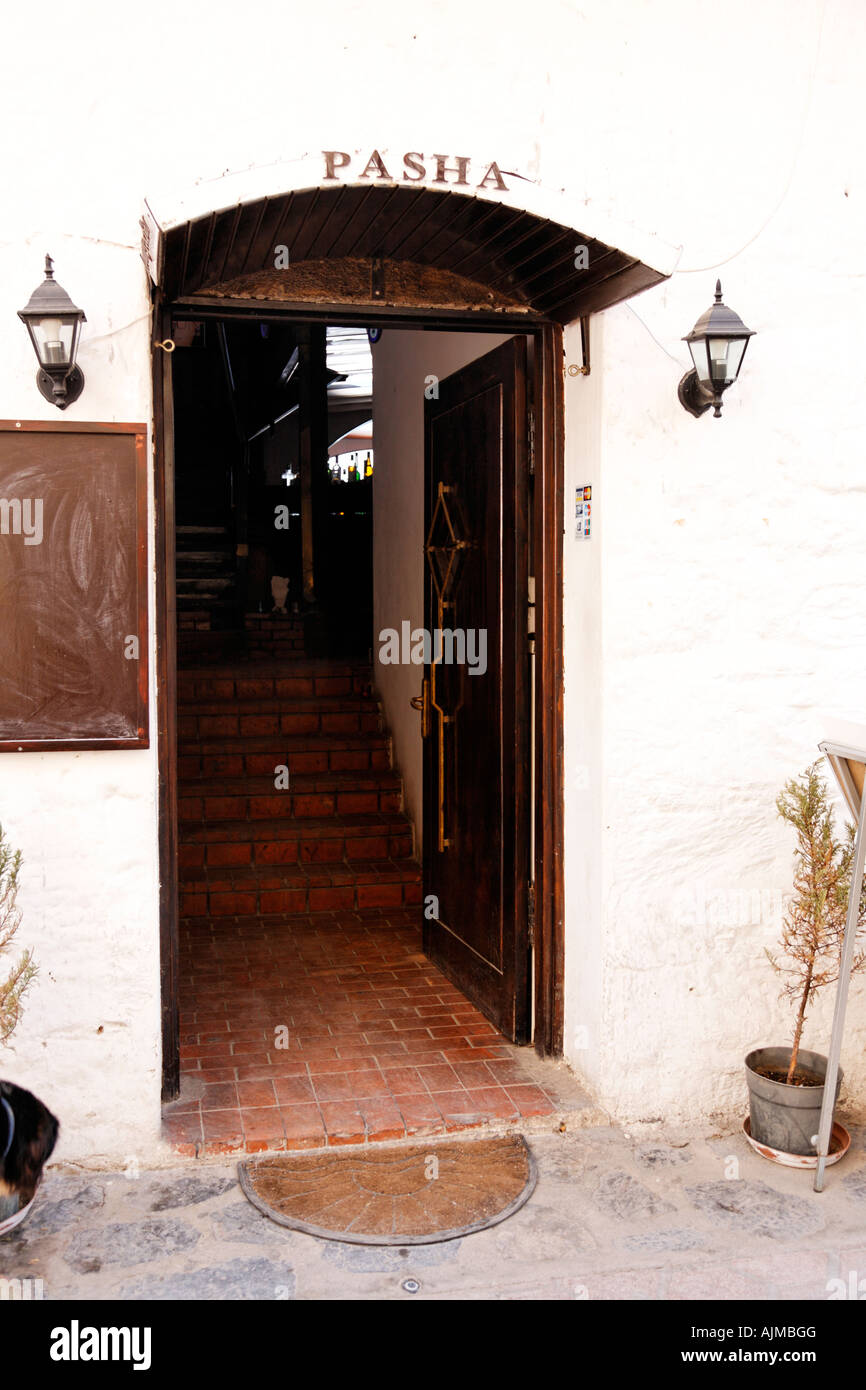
[[18, 255, 86, 410], [679, 280, 754, 419]]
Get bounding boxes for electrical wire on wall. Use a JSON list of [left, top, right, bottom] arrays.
[[676, 0, 829, 276]]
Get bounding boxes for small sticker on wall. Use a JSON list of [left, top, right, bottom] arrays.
[[576, 485, 592, 540]]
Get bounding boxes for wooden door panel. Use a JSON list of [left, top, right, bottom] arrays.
[[422, 338, 530, 1040]]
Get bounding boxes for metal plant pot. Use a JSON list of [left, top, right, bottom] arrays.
[[0, 1190, 36, 1237], [745, 1047, 842, 1158]]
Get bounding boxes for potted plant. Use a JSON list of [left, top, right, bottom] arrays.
[[0, 825, 36, 1046], [745, 762, 866, 1158], [0, 823, 41, 1234]]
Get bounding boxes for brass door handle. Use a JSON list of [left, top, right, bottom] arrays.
[[409, 680, 430, 738]]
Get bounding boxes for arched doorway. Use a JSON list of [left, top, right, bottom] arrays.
[[150, 181, 665, 1138]]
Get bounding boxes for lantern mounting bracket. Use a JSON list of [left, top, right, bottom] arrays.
[[36, 365, 85, 410], [677, 369, 714, 419]]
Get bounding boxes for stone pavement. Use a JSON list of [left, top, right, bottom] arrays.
[[4, 1116, 866, 1301]]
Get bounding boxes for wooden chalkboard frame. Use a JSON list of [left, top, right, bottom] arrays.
[[0, 419, 149, 752]]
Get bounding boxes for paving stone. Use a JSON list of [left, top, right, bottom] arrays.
[[841, 1167, 866, 1203], [662, 1260, 777, 1300], [635, 1145, 693, 1169], [0, 1239, 26, 1272], [7, 1182, 106, 1242], [493, 1207, 596, 1259], [733, 1247, 834, 1299], [529, 1131, 618, 1184], [686, 1180, 825, 1240], [120, 1257, 295, 1300], [828, 1246, 866, 1280], [63, 1218, 200, 1274], [0, 1182, 107, 1271], [322, 1239, 461, 1272], [624, 1227, 706, 1252], [705, 1133, 747, 1160], [139, 1173, 237, 1211], [38, 1173, 107, 1200], [573, 1269, 666, 1299], [845, 1122, 866, 1145], [593, 1170, 677, 1220], [487, 1276, 579, 1300], [210, 1201, 286, 1244]]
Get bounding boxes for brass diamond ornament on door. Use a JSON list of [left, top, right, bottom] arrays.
[[425, 482, 469, 610], [424, 482, 470, 851]]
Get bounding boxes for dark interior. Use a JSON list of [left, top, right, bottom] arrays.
[[171, 317, 373, 659]]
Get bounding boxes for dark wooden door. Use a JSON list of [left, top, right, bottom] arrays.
[[421, 338, 531, 1041]]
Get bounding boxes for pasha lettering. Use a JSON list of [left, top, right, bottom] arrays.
[[323, 150, 509, 191]]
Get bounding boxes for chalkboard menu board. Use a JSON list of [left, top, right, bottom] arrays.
[[0, 421, 148, 750]]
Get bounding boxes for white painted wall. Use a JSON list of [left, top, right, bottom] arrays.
[[0, 239, 161, 1160], [560, 2, 866, 1120], [562, 317, 605, 1095], [0, 0, 864, 1151], [371, 331, 510, 842]]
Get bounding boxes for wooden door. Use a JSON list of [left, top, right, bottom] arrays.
[[421, 338, 531, 1041]]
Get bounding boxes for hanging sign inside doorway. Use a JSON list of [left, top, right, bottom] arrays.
[[575, 485, 592, 540]]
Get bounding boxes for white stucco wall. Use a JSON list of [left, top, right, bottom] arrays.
[[562, 318, 605, 1095], [371, 331, 510, 842], [0, 0, 864, 1153], [560, 9, 866, 1120], [0, 239, 161, 1160]]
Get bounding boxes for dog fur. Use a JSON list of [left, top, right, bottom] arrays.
[[0, 1080, 59, 1209]]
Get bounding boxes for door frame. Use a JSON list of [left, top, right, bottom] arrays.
[[153, 294, 565, 1100]]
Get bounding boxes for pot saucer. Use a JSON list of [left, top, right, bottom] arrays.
[[742, 1116, 850, 1168]]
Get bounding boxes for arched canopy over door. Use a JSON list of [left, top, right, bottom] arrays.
[[148, 184, 667, 322]]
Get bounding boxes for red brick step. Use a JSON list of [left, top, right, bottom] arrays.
[[179, 814, 414, 865], [179, 858, 422, 918], [177, 733, 391, 781], [177, 665, 372, 702], [179, 770, 403, 824], [176, 656, 418, 922]]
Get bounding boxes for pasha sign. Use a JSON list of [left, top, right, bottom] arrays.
[[322, 150, 510, 191], [141, 150, 515, 281]]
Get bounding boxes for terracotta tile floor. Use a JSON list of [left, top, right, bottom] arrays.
[[164, 907, 575, 1156]]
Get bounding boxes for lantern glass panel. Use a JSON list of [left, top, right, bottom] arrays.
[[30, 315, 80, 368], [708, 337, 732, 384], [688, 338, 711, 385], [724, 337, 748, 382]]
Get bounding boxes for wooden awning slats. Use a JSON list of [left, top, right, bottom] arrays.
[[163, 184, 665, 320]]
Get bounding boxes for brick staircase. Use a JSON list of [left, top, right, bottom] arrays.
[[244, 612, 305, 659], [177, 661, 422, 919], [176, 525, 238, 636]]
